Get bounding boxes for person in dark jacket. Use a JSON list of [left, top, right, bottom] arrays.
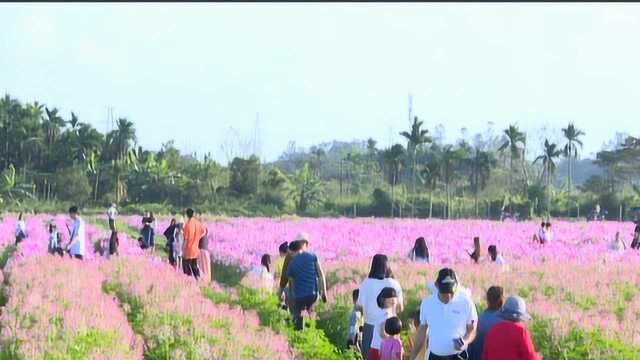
[[164, 218, 177, 266]]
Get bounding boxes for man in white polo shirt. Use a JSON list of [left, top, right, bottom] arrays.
[[411, 268, 477, 360], [67, 206, 85, 260]]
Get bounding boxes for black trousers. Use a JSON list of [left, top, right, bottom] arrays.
[[108, 219, 116, 231], [292, 294, 317, 330], [166, 239, 175, 266], [183, 258, 200, 279], [15, 234, 25, 245], [73, 254, 84, 260], [428, 351, 468, 360]]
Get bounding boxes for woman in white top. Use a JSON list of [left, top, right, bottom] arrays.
[[357, 254, 404, 359], [47, 222, 63, 256], [609, 232, 627, 252], [241, 254, 275, 292], [408, 237, 430, 264], [15, 212, 27, 245], [173, 223, 184, 270]]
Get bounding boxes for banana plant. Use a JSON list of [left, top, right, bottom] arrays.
[[0, 164, 35, 204]]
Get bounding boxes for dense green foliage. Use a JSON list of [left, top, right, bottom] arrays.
[[2, 93, 640, 219]]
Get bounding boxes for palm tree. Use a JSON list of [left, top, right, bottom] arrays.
[[400, 116, 432, 217], [43, 107, 66, 148], [383, 144, 406, 217], [470, 147, 497, 217], [310, 146, 325, 178], [440, 145, 464, 219], [420, 149, 441, 218], [562, 123, 585, 197], [107, 118, 136, 161], [534, 139, 563, 211], [366, 138, 378, 187], [498, 125, 526, 192]]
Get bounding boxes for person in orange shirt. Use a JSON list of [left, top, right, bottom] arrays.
[[182, 208, 206, 279]]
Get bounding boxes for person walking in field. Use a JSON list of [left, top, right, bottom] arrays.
[[242, 254, 275, 292], [140, 213, 155, 253], [182, 208, 206, 279], [368, 287, 399, 360], [609, 232, 627, 252], [347, 289, 364, 352], [533, 222, 546, 244], [358, 254, 404, 359], [468, 286, 505, 360], [66, 206, 86, 260], [468, 237, 482, 264], [630, 226, 640, 250], [409, 237, 430, 263], [107, 203, 118, 232], [197, 226, 212, 283], [173, 222, 184, 271], [108, 230, 119, 257], [380, 316, 404, 360], [411, 268, 477, 360], [15, 212, 27, 245], [482, 296, 540, 360], [278, 240, 299, 315], [487, 245, 507, 269], [163, 218, 178, 266], [47, 222, 63, 257], [286, 235, 328, 331], [275, 241, 289, 279]]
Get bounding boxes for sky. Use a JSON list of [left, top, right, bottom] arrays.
[[2, 3, 640, 164]]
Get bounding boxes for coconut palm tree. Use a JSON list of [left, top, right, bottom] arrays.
[[106, 118, 136, 161], [562, 123, 585, 196], [498, 124, 526, 192], [383, 144, 406, 217], [534, 139, 563, 210], [470, 147, 497, 217], [440, 145, 465, 219], [400, 116, 432, 217], [419, 149, 441, 218]]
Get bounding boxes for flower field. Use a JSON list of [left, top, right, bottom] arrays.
[[1, 214, 639, 359]]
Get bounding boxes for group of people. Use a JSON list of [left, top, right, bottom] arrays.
[[107, 204, 212, 283], [532, 222, 554, 245], [39, 206, 87, 260], [274, 233, 329, 330], [24, 203, 214, 284], [159, 208, 212, 283], [407, 236, 507, 269], [344, 257, 540, 360]]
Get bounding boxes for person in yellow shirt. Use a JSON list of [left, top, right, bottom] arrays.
[[274, 241, 289, 279]]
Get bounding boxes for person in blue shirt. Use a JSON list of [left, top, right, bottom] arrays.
[[468, 286, 505, 360], [286, 234, 328, 330]]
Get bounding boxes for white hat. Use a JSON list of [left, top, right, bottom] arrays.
[[294, 232, 309, 242]]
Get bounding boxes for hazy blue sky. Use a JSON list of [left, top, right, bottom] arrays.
[[2, 3, 640, 163]]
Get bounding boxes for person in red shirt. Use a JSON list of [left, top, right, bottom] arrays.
[[483, 295, 541, 360]]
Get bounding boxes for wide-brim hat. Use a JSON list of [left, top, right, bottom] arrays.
[[500, 296, 532, 322]]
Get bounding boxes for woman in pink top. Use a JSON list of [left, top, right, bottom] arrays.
[[379, 317, 403, 360]]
